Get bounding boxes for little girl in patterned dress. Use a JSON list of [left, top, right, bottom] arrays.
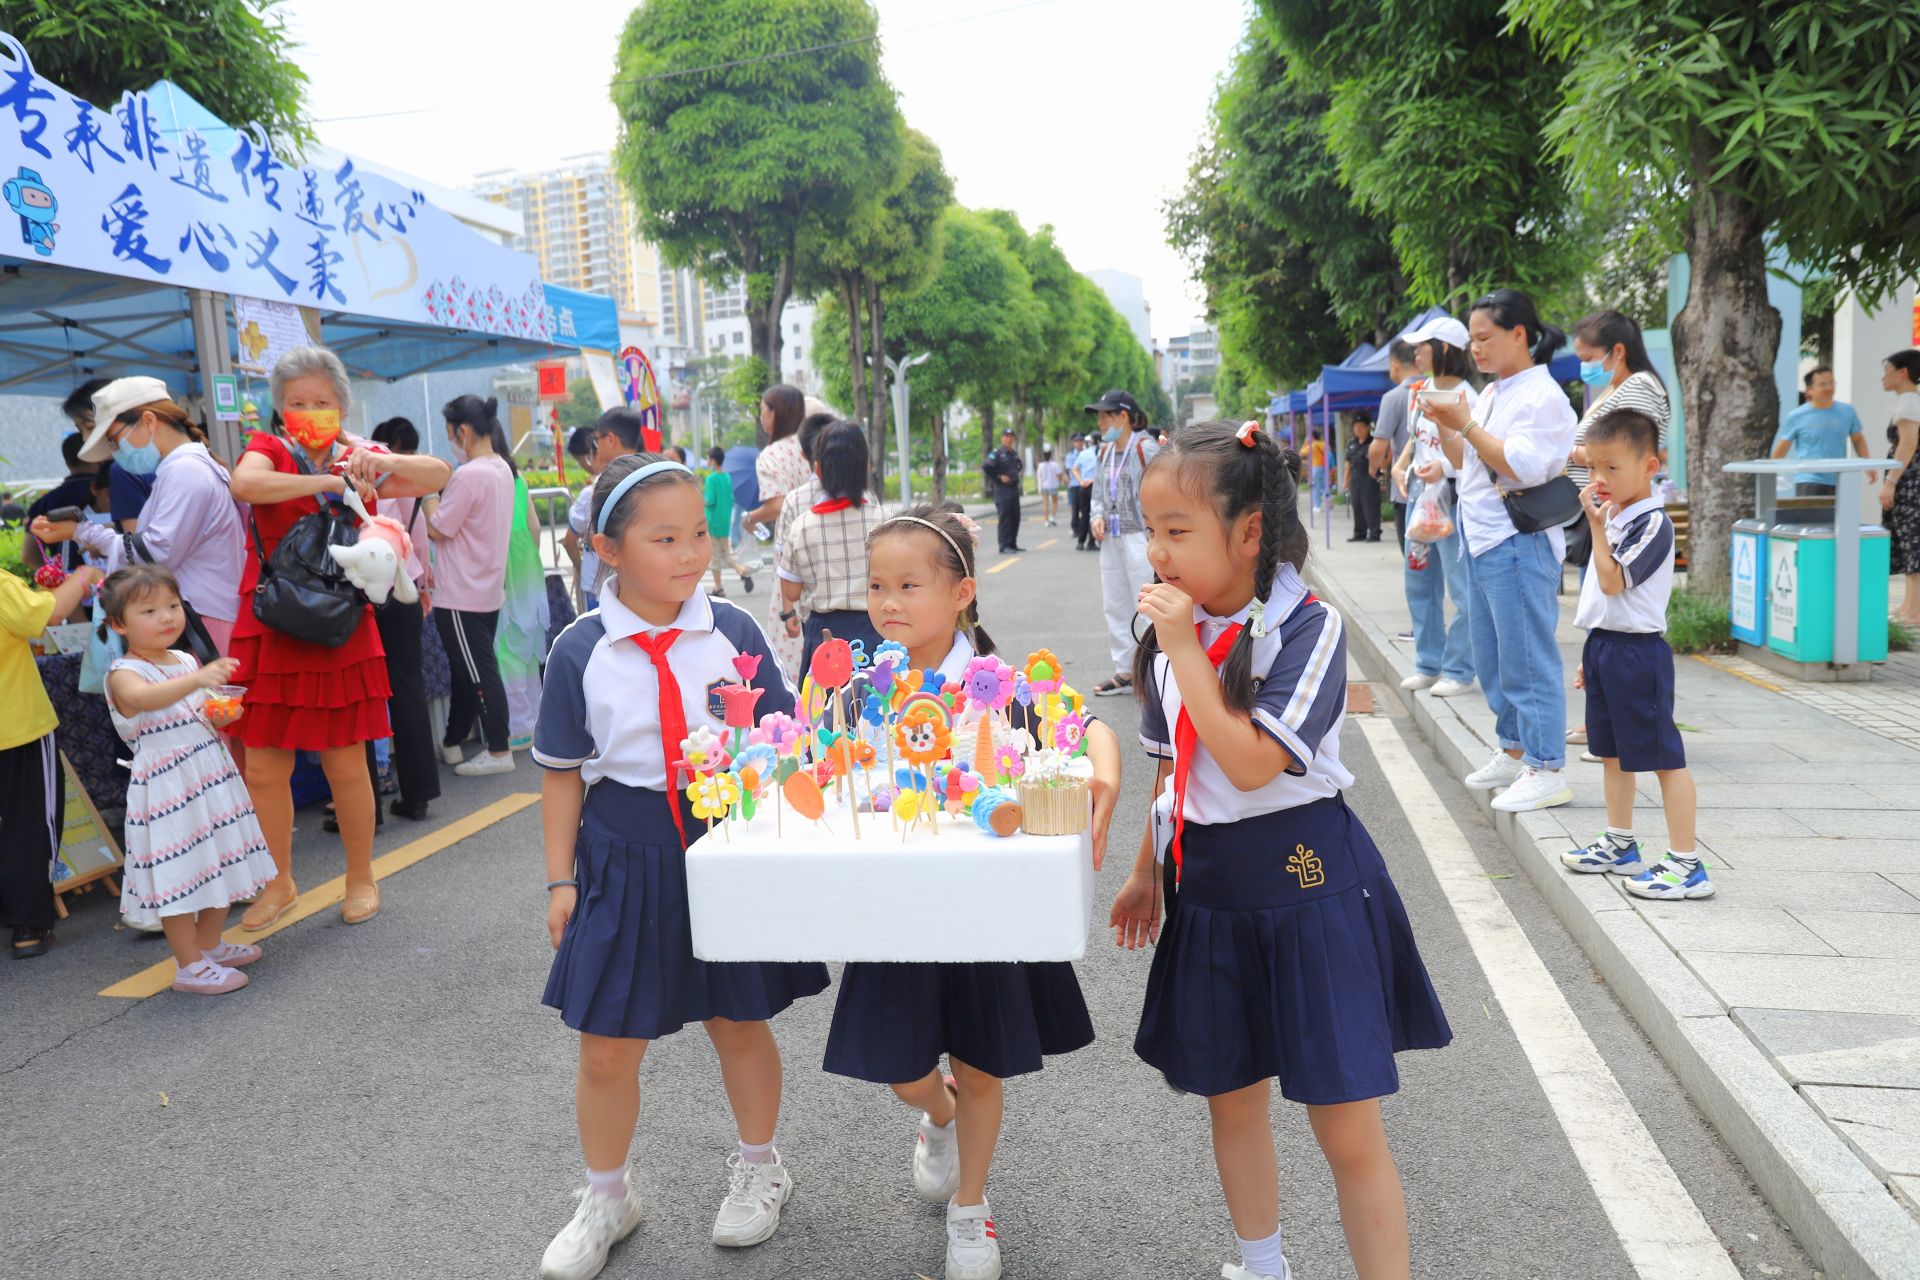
[[102, 566, 278, 995]]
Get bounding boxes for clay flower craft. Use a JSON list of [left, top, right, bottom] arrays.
[[1025, 747, 1069, 781], [995, 744, 1025, 779], [733, 743, 778, 780], [851, 740, 876, 768], [868, 658, 897, 697], [681, 726, 725, 773], [718, 682, 765, 730], [1054, 711, 1087, 755], [889, 668, 924, 710], [873, 639, 909, 670], [731, 652, 763, 683], [860, 689, 891, 727], [869, 785, 899, 813], [755, 712, 804, 754], [1013, 674, 1032, 708], [686, 771, 741, 821], [894, 699, 953, 766], [848, 638, 869, 669], [1023, 649, 1063, 696], [962, 656, 1017, 711], [811, 758, 836, 786], [942, 764, 982, 811]]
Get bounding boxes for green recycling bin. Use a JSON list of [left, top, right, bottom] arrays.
[[1766, 523, 1890, 664]]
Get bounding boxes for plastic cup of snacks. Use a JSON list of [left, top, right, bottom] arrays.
[[202, 685, 247, 730]]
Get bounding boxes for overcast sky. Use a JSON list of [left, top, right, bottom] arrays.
[[280, 0, 1250, 345]]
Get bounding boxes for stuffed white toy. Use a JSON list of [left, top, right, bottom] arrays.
[[327, 487, 419, 606]]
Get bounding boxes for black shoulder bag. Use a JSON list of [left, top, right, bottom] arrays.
[[121, 531, 221, 665], [250, 451, 366, 648], [1488, 461, 1583, 534]]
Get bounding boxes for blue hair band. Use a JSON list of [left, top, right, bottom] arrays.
[[595, 460, 694, 535]]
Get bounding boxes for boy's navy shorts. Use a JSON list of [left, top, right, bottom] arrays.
[[1583, 628, 1686, 773]]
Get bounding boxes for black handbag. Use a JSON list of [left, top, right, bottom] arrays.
[[249, 451, 366, 647], [119, 530, 222, 665], [1489, 462, 1583, 534]]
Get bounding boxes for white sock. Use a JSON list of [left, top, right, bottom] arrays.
[[1604, 827, 1636, 847], [586, 1165, 628, 1200], [922, 1113, 956, 1149], [1237, 1226, 1286, 1277], [1668, 849, 1700, 869], [738, 1137, 777, 1165]]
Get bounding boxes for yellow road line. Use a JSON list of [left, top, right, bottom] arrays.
[[100, 792, 540, 999], [985, 556, 1021, 574], [1033, 538, 1058, 550], [1688, 653, 1783, 693]]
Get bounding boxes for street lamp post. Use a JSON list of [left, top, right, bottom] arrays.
[[885, 351, 931, 505], [690, 378, 719, 456]]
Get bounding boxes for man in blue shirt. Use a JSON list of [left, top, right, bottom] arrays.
[[1068, 432, 1098, 550], [1772, 366, 1872, 496]]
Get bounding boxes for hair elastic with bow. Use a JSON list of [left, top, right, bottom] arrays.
[[1236, 420, 1262, 448]]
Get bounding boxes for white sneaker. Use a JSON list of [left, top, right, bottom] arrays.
[[1222, 1260, 1293, 1280], [454, 751, 515, 777], [1400, 672, 1439, 691], [440, 744, 465, 766], [711, 1152, 792, 1248], [945, 1198, 1003, 1280], [913, 1114, 960, 1202], [540, 1184, 644, 1280], [1430, 677, 1476, 697], [1464, 750, 1525, 791], [1490, 766, 1574, 812]]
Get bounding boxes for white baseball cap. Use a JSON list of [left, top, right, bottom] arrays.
[[1402, 316, 1471, 350], [79, 376, 172, 462]]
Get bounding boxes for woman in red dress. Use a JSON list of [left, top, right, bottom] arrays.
[[229, 348, 451, 929]]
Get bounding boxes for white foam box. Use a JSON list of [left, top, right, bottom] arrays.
[[686, 803, 1095, 963]]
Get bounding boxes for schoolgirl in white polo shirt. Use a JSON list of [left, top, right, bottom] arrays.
[[531, 454, 829, 1280], [1110, 422, 1451, 1280]]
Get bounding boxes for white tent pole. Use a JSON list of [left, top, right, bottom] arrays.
[[189, 289, 241, 460]]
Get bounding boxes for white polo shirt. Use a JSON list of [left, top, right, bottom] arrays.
[[1138, 564, 1353, 829], [1453, 364, 1578, 560], [1573, 496, 1675, 634], [534, 583, 796, 790]]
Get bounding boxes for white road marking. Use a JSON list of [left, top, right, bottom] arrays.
[[1359, 716, 1739, 1280]]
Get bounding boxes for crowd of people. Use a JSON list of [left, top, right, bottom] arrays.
[[3, 347, 545, 972]]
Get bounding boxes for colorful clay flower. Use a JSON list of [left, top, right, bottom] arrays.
[[1054, 711, 1087, 755], [681, 726, 724, 772], [894, 698, 952, 766], [873, 639, 909, 670], [869, 785, 899, 813], [686, 771, 740, 821], [962, 656, 1016, 710], [1013, 674, 1032, 707], [733, 743, 778, 780], [755, 712, 804, 754], [1023, 649, 1063, 696], [718, 682, 765, 730], [731, 653, 763, 683], [995, 744, 1025, 779]]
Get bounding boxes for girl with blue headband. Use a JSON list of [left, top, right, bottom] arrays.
[[531, 452, 829, 1280]]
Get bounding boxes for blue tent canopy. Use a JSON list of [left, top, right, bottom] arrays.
[[0, 261, 617, 393]]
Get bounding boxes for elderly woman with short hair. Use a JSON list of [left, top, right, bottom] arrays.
[[227, 347, 451, 929]]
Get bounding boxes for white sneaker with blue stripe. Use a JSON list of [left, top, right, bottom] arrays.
[[1625, 858, 1715, 900], [1562, 834, 1644, 875]]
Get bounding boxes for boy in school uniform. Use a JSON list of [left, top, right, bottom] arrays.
[[1560, 408, 1711, 899]]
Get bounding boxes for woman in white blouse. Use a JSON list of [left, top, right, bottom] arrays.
[[1421, 290, 1579, 813]]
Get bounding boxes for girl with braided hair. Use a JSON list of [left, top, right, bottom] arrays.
[[1110, 421, 1451, 1280]]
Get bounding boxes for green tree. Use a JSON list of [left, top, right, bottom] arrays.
[[1263, 0, 1595, 313], [1511, 1, 1920, 590], [612, 0, 904, 381], [1165, 15, 1400, 392], [1074, 277, 1168, 425], [555, 377, 602, 431], [797, 127, 952, 490], [980, 211, 1090, 452], [4, 0, 311, 151]]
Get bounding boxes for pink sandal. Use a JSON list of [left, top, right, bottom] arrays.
[[202, 941, 263, 968], [172, 959, 250, 995]]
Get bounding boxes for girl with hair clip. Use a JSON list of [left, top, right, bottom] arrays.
[[825, 501, 1120, 1280], [534, 453, 829, 1280], [1110, 421, 1451, 1280]]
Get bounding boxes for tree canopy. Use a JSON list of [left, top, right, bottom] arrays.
[[3, 0, 312, 152], [612, 0, 903, 378]]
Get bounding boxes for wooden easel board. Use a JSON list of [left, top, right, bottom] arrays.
[[50, 750, 122, 918]]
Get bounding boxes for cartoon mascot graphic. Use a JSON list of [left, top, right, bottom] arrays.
[[5, 167, 58, 256]]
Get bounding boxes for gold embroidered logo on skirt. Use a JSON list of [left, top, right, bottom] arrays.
[[1288, 844, 1325, 889]]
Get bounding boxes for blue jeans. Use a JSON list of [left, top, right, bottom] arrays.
[[1405, 487, 1476, 682], [1466, 532, 1565, 770]]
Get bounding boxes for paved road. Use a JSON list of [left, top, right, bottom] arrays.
[[2, 528, 1816, 1278]]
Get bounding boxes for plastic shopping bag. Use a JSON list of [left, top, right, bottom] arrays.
[[1407, 483, 1455, 542]]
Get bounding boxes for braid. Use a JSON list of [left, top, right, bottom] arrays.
[[1220, 435, 1290, 712]]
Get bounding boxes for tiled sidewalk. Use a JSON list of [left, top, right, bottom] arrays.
[[1300, 505, 1920, 1280]]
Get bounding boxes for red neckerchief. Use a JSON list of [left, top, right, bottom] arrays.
[[630, 628, 690, 847], [1168, 620, 1244, 879], [810, 497, 861, 515]]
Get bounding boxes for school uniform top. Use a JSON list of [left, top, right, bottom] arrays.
[[1573, 496, 1675, 635], [1138, 564, 1352, 828], [534, 584, 795, 790], [1453, 363, 1578, 560]]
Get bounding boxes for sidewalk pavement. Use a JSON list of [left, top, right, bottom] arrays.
[[1301, 502, 1920, 1280]]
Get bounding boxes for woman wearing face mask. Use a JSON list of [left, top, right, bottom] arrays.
[[423, 394, 519, 776], [31, 377, 246, 653], [228, 347, 452, 930], [1565, 311, 1670, 574]]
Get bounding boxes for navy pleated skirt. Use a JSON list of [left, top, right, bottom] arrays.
[[543, 782, 831, 1040], [1134, 794, 1451, 1103], [824, 960, 1095, 1084]]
